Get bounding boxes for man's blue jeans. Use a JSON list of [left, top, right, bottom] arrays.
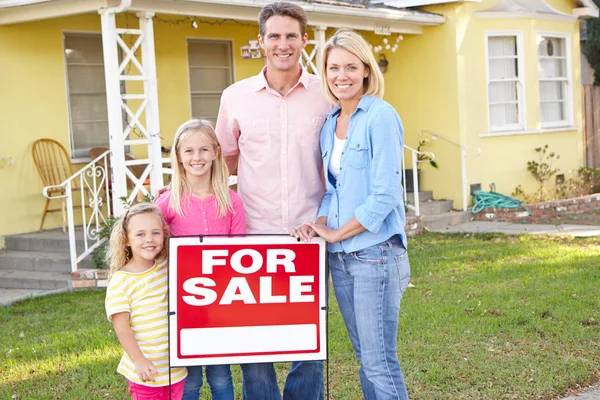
[[241, 361, 324, 400], [182, 364, 234, 400], [330, 236, 410, 400]]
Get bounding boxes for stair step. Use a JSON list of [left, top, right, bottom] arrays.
[[405, 191, 433, 204], [0, 269, 72, 290], [0, 250, 91, 273], [420, 211, 472, 230], [407, 200, 453, 216], [4, 231, 88, 253]]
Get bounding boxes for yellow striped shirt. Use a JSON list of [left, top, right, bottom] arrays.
[[105, 258, 186, 387]]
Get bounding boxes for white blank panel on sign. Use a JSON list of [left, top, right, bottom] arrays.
[[180, 324, 317, 356]]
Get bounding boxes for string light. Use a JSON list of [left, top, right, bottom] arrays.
[[372, 34, 403, 54]]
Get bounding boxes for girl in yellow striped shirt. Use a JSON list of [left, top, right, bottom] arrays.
[[105, 202, 187, 399]]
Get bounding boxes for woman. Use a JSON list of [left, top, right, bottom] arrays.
[[297, 29, 411, 399]]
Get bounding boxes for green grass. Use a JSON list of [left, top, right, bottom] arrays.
[[2, 233, 600, 399]]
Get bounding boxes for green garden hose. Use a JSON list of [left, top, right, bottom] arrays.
[[471, 190, 532, 215]]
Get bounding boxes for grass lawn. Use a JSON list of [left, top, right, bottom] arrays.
[[1, 233, 600, 400]]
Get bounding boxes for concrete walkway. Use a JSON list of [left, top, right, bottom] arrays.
[[430, 221, 600, 237]]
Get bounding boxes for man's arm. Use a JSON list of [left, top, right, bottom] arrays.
[[225, 154, 239, 176]]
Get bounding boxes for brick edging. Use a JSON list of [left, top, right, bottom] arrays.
[[472, 193, 600, 223], [71, 268, 108, 288]]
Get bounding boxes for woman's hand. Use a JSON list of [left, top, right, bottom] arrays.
[[290, 216, 328, 242], [307, 222, 342, 243], [133, 356, 158, 382]]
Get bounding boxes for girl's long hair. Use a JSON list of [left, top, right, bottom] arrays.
[[107, 202, 169, 280], [169, 119, 233, 218]]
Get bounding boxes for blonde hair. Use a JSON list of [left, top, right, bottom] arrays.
[[320, 29, 385, 105], [169, 119, 232, 218], [107, 202, 169, 280]]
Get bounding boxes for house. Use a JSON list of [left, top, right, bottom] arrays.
[[0, 0, 596, 244]]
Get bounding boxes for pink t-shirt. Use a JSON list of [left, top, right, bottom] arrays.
[[154, 189, 246, 236]]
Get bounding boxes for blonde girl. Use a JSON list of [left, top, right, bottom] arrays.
[[155, 119, 246, 400], [105, 202, 187, 400]]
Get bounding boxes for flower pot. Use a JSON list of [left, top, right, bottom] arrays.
[[403, 169, 421, 193]]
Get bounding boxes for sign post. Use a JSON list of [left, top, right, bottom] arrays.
[[168, 235, 327, 366]]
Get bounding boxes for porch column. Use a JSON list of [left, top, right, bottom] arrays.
[[313, 25, 327, 74], [100, 9, 127, 216], [99, 9, 163, 217], [138, 12, 163, 193]]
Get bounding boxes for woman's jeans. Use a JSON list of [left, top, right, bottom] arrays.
[[182, 364, 233, 400], [330, 236, 411, 400]]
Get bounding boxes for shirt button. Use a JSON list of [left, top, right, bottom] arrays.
[[283, 177, 286, 180], [203, 219, 207, 222], [335, 214, 338, 218]]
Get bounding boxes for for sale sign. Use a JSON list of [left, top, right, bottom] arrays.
[[168, 235, 327, 366]]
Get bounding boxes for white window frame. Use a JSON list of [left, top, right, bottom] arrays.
[[484, 31, 526, 132], [186, 38, 235, 122], [536, 31, 573, 129]]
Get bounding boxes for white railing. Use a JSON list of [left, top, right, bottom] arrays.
[[42, 150, 112, 272], [419, 129, 480, 212], [402, 145, 435, 217]]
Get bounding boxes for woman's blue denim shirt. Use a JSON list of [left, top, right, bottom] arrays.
[[317, 95, 407, 253]]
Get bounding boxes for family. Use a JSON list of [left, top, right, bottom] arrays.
[[103, 2, 411, 399]]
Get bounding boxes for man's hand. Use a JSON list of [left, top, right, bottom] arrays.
[[133, 357, 158, 382]]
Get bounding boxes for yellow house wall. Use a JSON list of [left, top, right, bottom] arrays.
[[363, 4, 464, 207], [0, 13, 264, 236], [453, 0, 583, 201]]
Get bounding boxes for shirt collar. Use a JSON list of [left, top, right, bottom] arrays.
[[326, 95, 376, 120], [253, 64, 310, 92]]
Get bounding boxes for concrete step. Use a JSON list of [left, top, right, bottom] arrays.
[[0, 269, 72, 290], [408, 200, 453, 216], [0, 250, 91, 273], [405, 191, 433, 204], [420, 211, 472, 231], [4, 230, 87, 253]]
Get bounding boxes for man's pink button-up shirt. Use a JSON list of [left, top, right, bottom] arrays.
[[216, 66, 330, 234]]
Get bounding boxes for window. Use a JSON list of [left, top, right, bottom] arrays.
[[188, 40, 234, 124], [537, 34, 571, 127], [486, 33, 525, 131], [64, 33, 110, 159]]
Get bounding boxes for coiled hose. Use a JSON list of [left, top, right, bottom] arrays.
[[471, 190, 532, 215]]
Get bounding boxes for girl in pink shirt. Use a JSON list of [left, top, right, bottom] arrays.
[[155, 119, 245, 400]]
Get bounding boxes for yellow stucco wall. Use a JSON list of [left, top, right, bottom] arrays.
[[0, 13, 264, 236]]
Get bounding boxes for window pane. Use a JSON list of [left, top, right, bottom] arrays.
[[66, 65, 106, 92], [188, 42, 231, 67], [189, 68, 231, 92], [488, 36, 516, 57], [65, 34, 104, 64], [538, 37, 565, 57], [540, 81, 565, 102], [541, 102, 565, 123], [490, 103, 518, 127], [489, 58, 517, 80], [191, 95, 220, 120], [69, 93, 108, 122], [489, 81, 517, 103], [70, 122, 109, 158], [538, 58, 566, 79]]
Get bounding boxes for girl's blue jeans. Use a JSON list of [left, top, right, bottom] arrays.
[[330, 235, 411, 400], [182, 364, 233, 400]]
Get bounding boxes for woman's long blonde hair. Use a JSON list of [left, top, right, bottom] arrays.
[[169, 119, 232, 218], [107, 202, 169, 279]]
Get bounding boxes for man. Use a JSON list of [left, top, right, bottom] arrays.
[[215, 2, 330, 399]]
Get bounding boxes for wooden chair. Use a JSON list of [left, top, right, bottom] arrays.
[[32, 138, 80, 232]]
